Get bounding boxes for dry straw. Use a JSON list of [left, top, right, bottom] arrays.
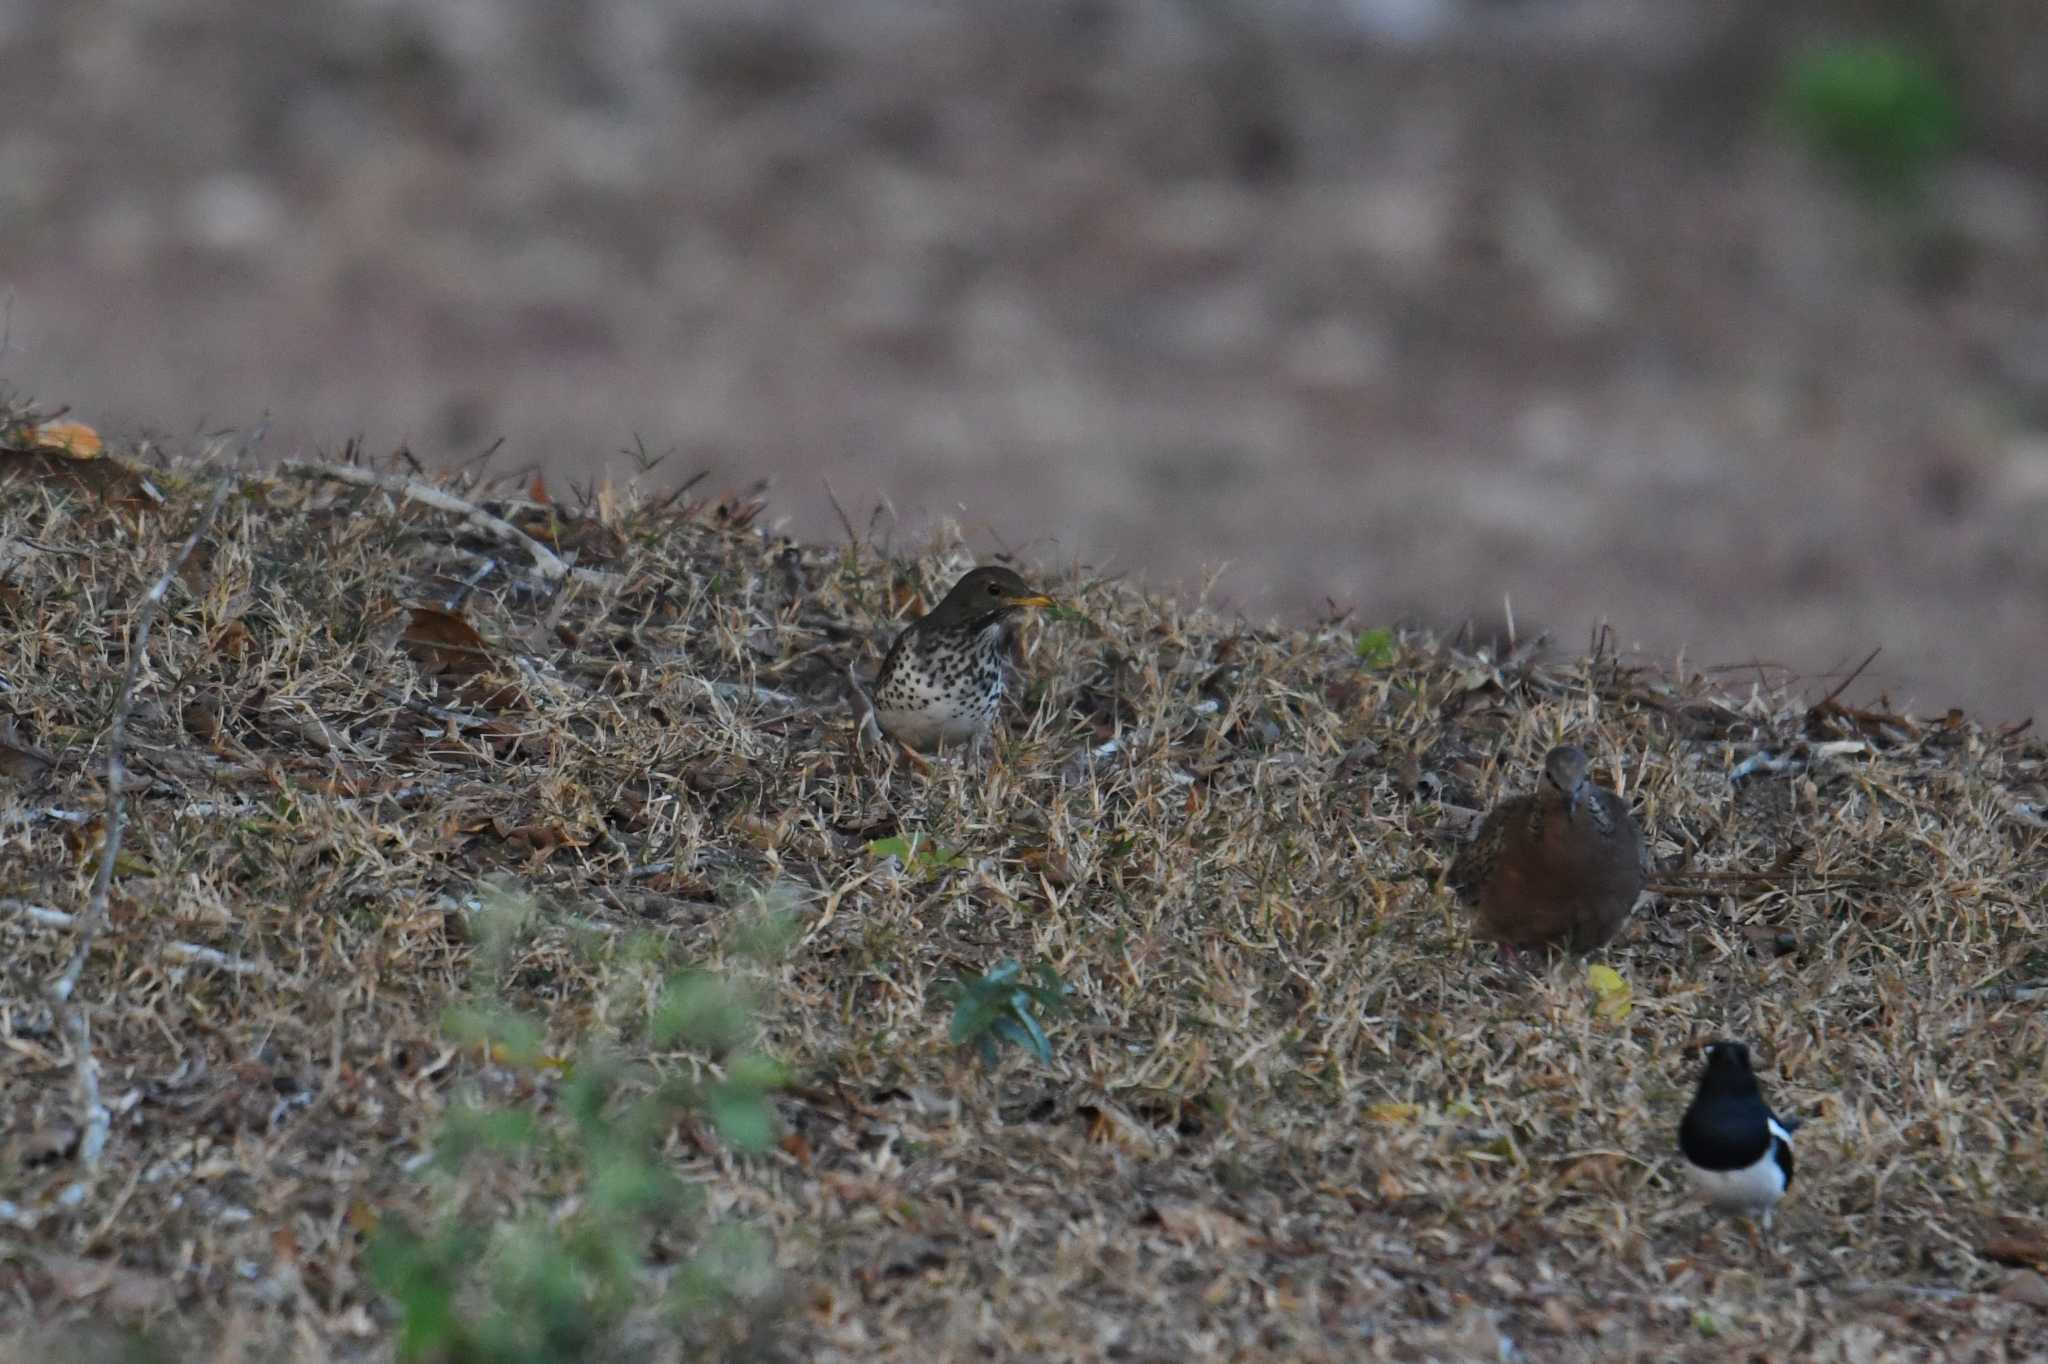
[[0, 417, 2044, 1359]]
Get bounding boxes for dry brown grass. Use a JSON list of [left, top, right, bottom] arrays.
[[2, 407, 2046, 1361]]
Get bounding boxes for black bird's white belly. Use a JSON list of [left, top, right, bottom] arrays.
[[1684, 1117, 1795, 1214]]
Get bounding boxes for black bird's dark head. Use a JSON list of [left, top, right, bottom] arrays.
[[1697, 1039, 1760, 1095], [919, 566, 1057, 634], [1541, 744, 1592, 818]]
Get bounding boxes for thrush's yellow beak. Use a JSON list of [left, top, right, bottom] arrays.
[[1006, 593, 1057, 609]]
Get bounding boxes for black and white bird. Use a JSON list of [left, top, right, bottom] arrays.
[[1678, 1040, 1802, 1232]]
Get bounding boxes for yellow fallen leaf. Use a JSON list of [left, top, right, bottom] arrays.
[[1365, 1101, 1419, 1123], [345, 1198, 380, 1235], [1588, 963, 1632, 1022], [485, 1039, 570, 1073]]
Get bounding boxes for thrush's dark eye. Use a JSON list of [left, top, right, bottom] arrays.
[[987, 582, 1002, 595]]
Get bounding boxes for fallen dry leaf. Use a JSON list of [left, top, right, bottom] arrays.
[[0, 428, 158, 506], [495, 819, 586, 864], [1021, 845, 1074, 886], [887, 579, 926, 618], [181, 701, 223, 742], [1079, 1101, 1164, 1154], [1151, 1200, 1253, 1250], [10, 1120, 79, 1165], [1554, 1152, 1630, 1194], [17, 418, 104, 459], [0, 724, 56, 783], [212, 616, 252, 661], [1983, 1231, 2048, 1270], [2002, 1270, 2048, 1310], [731, 813, 785, 850], [401, 604, 495, 676], [38, 1250, 178, 1315]]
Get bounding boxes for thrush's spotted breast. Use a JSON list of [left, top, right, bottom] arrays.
[[868, 566, 1057, 752], [1447, 743, 1646, 954]]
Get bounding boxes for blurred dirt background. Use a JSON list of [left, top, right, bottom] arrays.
[[3, 0, 2046, 719]]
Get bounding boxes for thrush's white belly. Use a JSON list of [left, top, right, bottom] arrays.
[[874, 669, 1002, 750], [871, 621, 1007, 751], [874, 701, 996, 750]]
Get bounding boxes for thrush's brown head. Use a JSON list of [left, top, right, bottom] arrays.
[[915, 566, 1056, 635]]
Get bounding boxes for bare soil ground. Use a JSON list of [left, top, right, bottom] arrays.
[[2, 427, 2044, 1360], [4, 1, 2048, 722]]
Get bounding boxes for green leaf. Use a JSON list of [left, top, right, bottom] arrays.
[[707, 1084, 777, 1152], [728, 905, 802, 961], [867, 832, 965, 874], [368, 1219, 484, 1363], [587, 1152, 680, 1219], [669, 1225, 775, 1318], [1354, 627, 1397, 668], [946, 959, 1066, 1067], [650, 972, 752, 1051], [1782, 41, 1959, 192], [558, 1060, 620, 1132], [999, 996, 1054, 1064], [978, 960, 1023, 988], [432, 1105, 540, 1169], [947, 993, 1002, 1047], [442, 1001, 547, 1067], [724, 1051, 789, 1093]]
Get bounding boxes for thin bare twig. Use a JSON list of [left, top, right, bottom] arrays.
[[1808, 644, 1884, 717], [692, 675, 806, 712], [45, 469, 234, 1171], [9, 901, 281, 979], [639, 655, 807, 711], [846, 659, 884, 749], [1647, 873, 1885, 896], [1975, 981, 2048, 1004], [282, 459, 620, 587], [822, 478, 863, 558]]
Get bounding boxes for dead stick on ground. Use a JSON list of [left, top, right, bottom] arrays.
[[45, 469, 235, 1173], [281, 459, 620, 587], [1647, 874, 1887, 895]]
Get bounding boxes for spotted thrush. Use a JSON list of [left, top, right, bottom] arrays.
[[867, 566, 1057, 752]]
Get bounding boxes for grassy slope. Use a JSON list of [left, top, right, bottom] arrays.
[[2, 428, 2046, 1361]]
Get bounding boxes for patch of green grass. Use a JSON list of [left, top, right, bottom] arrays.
[[368, 885, 789, 1362], [1781, 40, 1960, 195], [1354, 627, 1397, 668]]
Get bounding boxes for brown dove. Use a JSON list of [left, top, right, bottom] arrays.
[[1447, 743, 1645, 955]]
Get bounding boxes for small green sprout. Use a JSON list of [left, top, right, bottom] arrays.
[[946, 959, 1069, 1066]]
